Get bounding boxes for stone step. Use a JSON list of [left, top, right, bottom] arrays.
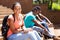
[[0, 19, 3, 24], [0, 30, 2, 36], [49, 27, 55, 35], [54, 24, 60, 29], [0, 15, 13, 24], [0, 5, 3, 7], [0, 24, 2, 30], [0, 26, 60, 40], [0, 12, 13, 15], [0, 36, 3, 40], [0, 5, 10, 11], [54, 29, 60, 36], [0, 15, 7, 19], [0, 6, 7, 9], [0, 9, 13, 12], [0, 24, 2, 27]]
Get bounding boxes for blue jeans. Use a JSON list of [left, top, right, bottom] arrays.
[[32, 26, 54, 38], [40, 20, 50, 32], [8, 30, 41, 40]]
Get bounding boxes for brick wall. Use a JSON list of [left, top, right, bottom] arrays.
[[33, 4, 60, 24], [0, 0, 32, 13], [0, 0, 60, 24]]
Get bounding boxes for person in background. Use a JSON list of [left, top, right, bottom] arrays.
[[7, 2, 41, 40], [35, 6, 53, 32], [24, 6, 57, 39]]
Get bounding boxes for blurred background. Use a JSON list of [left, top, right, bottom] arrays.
[[0, 0, 60, 40]]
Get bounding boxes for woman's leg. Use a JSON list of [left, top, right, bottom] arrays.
[[32, 30, 41, 40], [8, 31, 41, 40], [8, 32, 25, 40], [22, 31, 41, 40], [32, 26, 55, 38], [41, 22, 50, 32], [27, 31, 38, 40], [40, 21, 50, 32], [32, 26, 44, 34]]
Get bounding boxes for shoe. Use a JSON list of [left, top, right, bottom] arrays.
[[53, 36, 60, 40], [44, 34, 52, 39], [45, 34, 55, 38]]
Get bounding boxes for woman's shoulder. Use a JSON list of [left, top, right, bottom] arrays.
[[8, 14, 14, 21]]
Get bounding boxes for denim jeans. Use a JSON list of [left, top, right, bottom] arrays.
[[40, 20, 50, 32], [8, 30, 41, 40], [32, 26, 54, 38]]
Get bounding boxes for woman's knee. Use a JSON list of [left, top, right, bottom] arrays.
[[27, 31, 36, 35], [8, 33, 23, 40], [28, 30, 38, 35], [33, 30, 38, 33]]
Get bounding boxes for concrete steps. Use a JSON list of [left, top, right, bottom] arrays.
[[0, 5, 13, 40], [0, 5, 60, 40], [0, 15, 7, 19], [0, 24, 2, 31], [0, 19, 3, 24], [0, 5, 7, 9], [54, 29, 60, 36], [0, 5, 13, 24], [0, 36, 3, 40], [0, 8, 12, 11], [0, 12, 13, 15]]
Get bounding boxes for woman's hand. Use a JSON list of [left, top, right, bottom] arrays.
[[49, 23, 53, 26], [17, 28, 24, 32], [23, 30, 29, 34], [46, 23, 53, 27], [23, 28, 33, 34]]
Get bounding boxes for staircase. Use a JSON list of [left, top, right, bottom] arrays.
[[0, 5, 60, 40], [0, 5, 13, 40]]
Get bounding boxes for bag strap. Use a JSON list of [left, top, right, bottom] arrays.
[[12, 14, 15, 22]]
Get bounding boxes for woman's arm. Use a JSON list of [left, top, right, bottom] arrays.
[[39, 13, 52, 24], [8, 18, 22, 34], [33, 20, 48, 32], [36, 15, 43, 22]]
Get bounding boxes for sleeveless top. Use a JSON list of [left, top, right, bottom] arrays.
[[7, 14, 24, 37]]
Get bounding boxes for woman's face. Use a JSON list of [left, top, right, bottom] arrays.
[[36, 10, 41, 14], [13, 5, 22, 14], [34, 10, 41, 15]]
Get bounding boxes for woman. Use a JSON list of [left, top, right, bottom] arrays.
[[7, 2, 41, 40], [35, 6, 53, 31]]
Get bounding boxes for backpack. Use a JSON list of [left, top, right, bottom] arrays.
[[1, 15, 9, 40], [1, 14, 15, 40]]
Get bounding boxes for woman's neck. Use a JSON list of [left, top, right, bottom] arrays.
[[14, 13, 21, 16], [14, 13, 19, 20]]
